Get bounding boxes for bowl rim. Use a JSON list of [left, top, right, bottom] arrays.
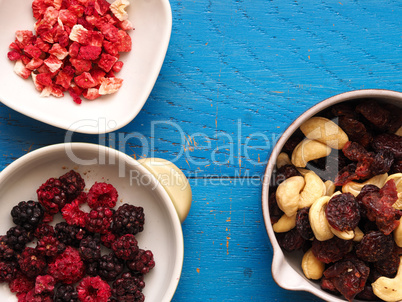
[[0, 142, 184, 302], [261, 89, 402, 301]]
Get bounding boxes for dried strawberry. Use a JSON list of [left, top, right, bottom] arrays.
[[36, 73, 53, 87], [97, 53, 118, 72], [68, 42, 81, 58], [70, 58, 92, 74], [43, 6, 60, 26], [118, 20, 134, 31], [24, 44, 42, 59], [34, 37, 51, 53], [116, 30, 131, 52], [49, 44, 69, 60], [26, 58, 44, 70], [100, 23, 119, 42], [70, 24, 89, 44], [14, 60, 31, 79], [55, 66, 75, 89], [83, 88, 101, 100], [15, 30, 35, 48], [59, 9, 78, 27], [87, 30, 104, 47], [102, 40, 119, 56], [32, 73, 45, 92], [68, 85, 84, 104], [99, 77, 123, 95], [77, 45, 102, 60], [69, 4, 85, 17], [7, 51, 21, 61], [90, 68, 106, 85], [32, 0, 49, 20], [112, 61, 123, 73], [44, 55, 63, 73], [95, 0, 111, 16], [74, 72, 97, 88]]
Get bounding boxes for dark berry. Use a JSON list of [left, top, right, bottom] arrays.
[[112, 234, 139, 261], [356, 231, 394, 262], [325, 193, 360, 232], [11, 200, 44, 231], [112, 272, 145, 302], [54, 284, 79, 302], [296, 207, 313, 240], [372, 133, 402, 160], [127, 249, 155, 275], [87, 182, 118, 209], [86, 206, 114, 234], [98, 253, 124, 282], [61, 192, 88, 227], [101, 231, 118, 249], [77, 276, 111, 302], [6, 225, 33, 251], [18, 247, 47, 279], [36, 235, 66, 258], [112, 203, 144, 236], [55, 222, 91, 248], [374, 250, 400, 277], [0, 236, 16, 260], [311, 237, 353, 264], [273, 164, 301, 187], [59, 170, 85, 202], [8, 272, 35, 294], [0, 260, 18, 282], [276, 228, 305, 252], [356, 100, 391, 129], [49, 247, 85, 284], [79, 235, 101, 263], [37, 177, 68, 214], [34, 223, 55, 240]]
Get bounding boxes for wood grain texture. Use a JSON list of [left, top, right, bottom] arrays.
[[0, 0, 402, 301]]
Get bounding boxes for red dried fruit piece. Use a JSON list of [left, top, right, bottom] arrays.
[[323, 258, 369, 302], [68, 41, 81, 58], [118, 20, 134, 31], [15, 30, 35, 48], [77, 16, 96, 31], [326, 193, 360, 232], [9, 272, 35, 294], [100, 23, 119, 42], [101, 231, 117, 249], [87, 30, 104, 47], [296, 207, 314, 240], [334, 163, 358, 186], [86, 206, 114, 234], [26, 58, 44, 70], [374, 250, 400, 277], [311, 236, 353, 264], [69, 24, 89, 44], [372, 133, 402, 160], [35, 275, 55, 295], [77, 276, 111, 302], [112, 234, 139, 261], [68, 85, 83, 104], [34, 37, 51, 53], [32, 74, 45, 92], [112, 60, 123, 73], [356, 230, 394, 262], [391, 159, 402, 174], [34, 223, 55, 240], [43, 6, 59, 26], [21, 54, 32, 66], [32, 0, 49, 20], [90, 68, 106, 85], [356, 100, 390, 129], [276, 228, 305, 252], [99, 77, 123, 95], [14, 60, 31, 79], [0, 260, 18, 282], [87, 182, 118, 208], [74, 72, 97, 88], [342, 141, 371, 162], [48, 43, 69, 60], [7, 50, 21, 61], [77, 45, 102, 60], [102, 40, 119, 56], [61, 192, 88, 227], [55, 66, 75, 89], [18, 247, 47, 279], [59, 9, 78, 27], [48, 247, 85, 284], [95, 0, 111, 16], [116, 30, 132, 52], [44, 55, 63, 73], [97, 53, 118, 73], [23, 44, 42, 59], [37, 177, 67, 214], [36, 73, 53, 87], [83, 88, 101, 100], [70, 58, 92, 74]]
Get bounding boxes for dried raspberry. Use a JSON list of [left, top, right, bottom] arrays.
[[100, 231, 117, 248], [61, 193, 88, 227], [87, 182, 118, 209], [98, 253, 124, 281], [7, 50, 21, 61], [35, 275, 55, 295], [79, 235, 101, 263], [8, 272, 35, 294], [311, 237, 353, 264], [97, 53, 118, 73], [99, 77, 123, 95], [325, 193, 360, 232], [55, 222, 90, 248], [25, 288, 53, 302], [112, 234, 139, 261], [127, 249, 155, 275], [112, 272, 145, 302], [49, 247, 85, 284], [37, 177, 67, 214], [0, 260, 18, 282], [86, 206, 114, 234], [18, 247, 47, 279], [11, 200, 44, 232], [74, 71, 97, 88], [112, 203, 144, 236], [54, 284, 79, 302], [34, 223, 55, 240], [36, 235, 66, 258], [77, 276, 111, 302], [356, 231, 394, 262]]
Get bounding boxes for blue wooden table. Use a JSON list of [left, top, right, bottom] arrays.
[[1, 1, 402, 301]]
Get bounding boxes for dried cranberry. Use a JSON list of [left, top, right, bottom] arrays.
[[273, 164, 301, 187], [356, 231, 394, 262], [391, 159, 402, 174], [343, 141, 371, 162], [370, 150, 394, 175], [296, 207, 313, 240], [374, 250, 400, 277], [281, 129, 304, 156], [372, 133, 402, 160], [355, 284, 378, 301], [276, 228, 305, 252], [356, 184, 380, 219], [356, 100, 390, 129], [325, 193, 360, 232], [311, 237, 353, 264], [334, 163, 358, 186]]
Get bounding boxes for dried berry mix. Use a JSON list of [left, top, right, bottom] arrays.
[[0, 170, 153, 301]]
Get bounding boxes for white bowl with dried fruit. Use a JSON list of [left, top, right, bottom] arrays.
[[0, 0, 172, 134], [262, 89, 402, 302], [0, 142, 191, 301]]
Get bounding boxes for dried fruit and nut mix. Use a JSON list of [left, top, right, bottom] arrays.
[[7, 0, 133, 104], [0, 170, 154, 302], [269, 99, 402, 302]]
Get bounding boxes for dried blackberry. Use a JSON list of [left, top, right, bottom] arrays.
[[54, 284, 79, 302], [34, 223, 55, 240], [86, 206, 114, 234], [79, 235, 101, 263], [98, 253, 124, 282], [87, 182, 118, 209], [37, 177, 68, 214], [86, 261, 99, 277], [11, 200, 44, 231], [6, 225, 33, 251], [0, 260, 18, 282], [112, 203, 144, 236], [36, 235, 66, 258], [112, 234, 139, 261], [59, 170, 85, 202], [55, 222, 91, 248], [18, 247, 47, 279], [112, 272, 145, 302], [127, 249, 155, 275], [49, 247, 85, 284], [77, 276, 111, 302], [0, 236, 16, 260]]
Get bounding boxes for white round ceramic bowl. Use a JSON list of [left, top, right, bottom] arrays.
[[0, 143, 191, 302], [261, 89, 402, 302]]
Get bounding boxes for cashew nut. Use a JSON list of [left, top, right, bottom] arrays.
[[301, 248, 325, 280], [372, 256, 402, 301], [291, 139, 332, 168], [300, 117, 349, 149], [342, 173, 389, 197], [273, 214, 297, 233], [296, 168, 310, 177], [324, 180, 336, 196], [276, 152, 291, 169], [330, 226, 354, 240], [299, 171, 326, 208], [309, 196, 334, 241], [353, 226, 364, 242], [393, 218, 402, 247], [387, 173, 402, 210], [276, 176, 305, 217]]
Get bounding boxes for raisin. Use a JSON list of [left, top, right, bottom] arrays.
[[356, 100, 390, 129], [355, 231, 394, 262], [320, 277, 338, 294], [374, 249, 400, 277], [330, 102, 357, 119], [384, 103, 402, 133], [323, 258, 369, 302], [325, 193, 360, 232], [296, 208, 313, 240], [276, 228, 305, 252], [372, 133, 402, 160], [334, 163, 358, 186], [273, 164, 301, 187], [370, 150, 394, 175], [281, 129, 304, 156], [268, 191, 283, 224], [338, 116, 372, 148], [311, 237, 353, 264], [391, 159, 402, 174], [342, 141, 371, 162], [356, 184, 380, 219], [355, 284, 377, 301]]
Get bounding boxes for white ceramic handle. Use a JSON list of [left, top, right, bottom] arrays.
[[138, 158, 192, 223]]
